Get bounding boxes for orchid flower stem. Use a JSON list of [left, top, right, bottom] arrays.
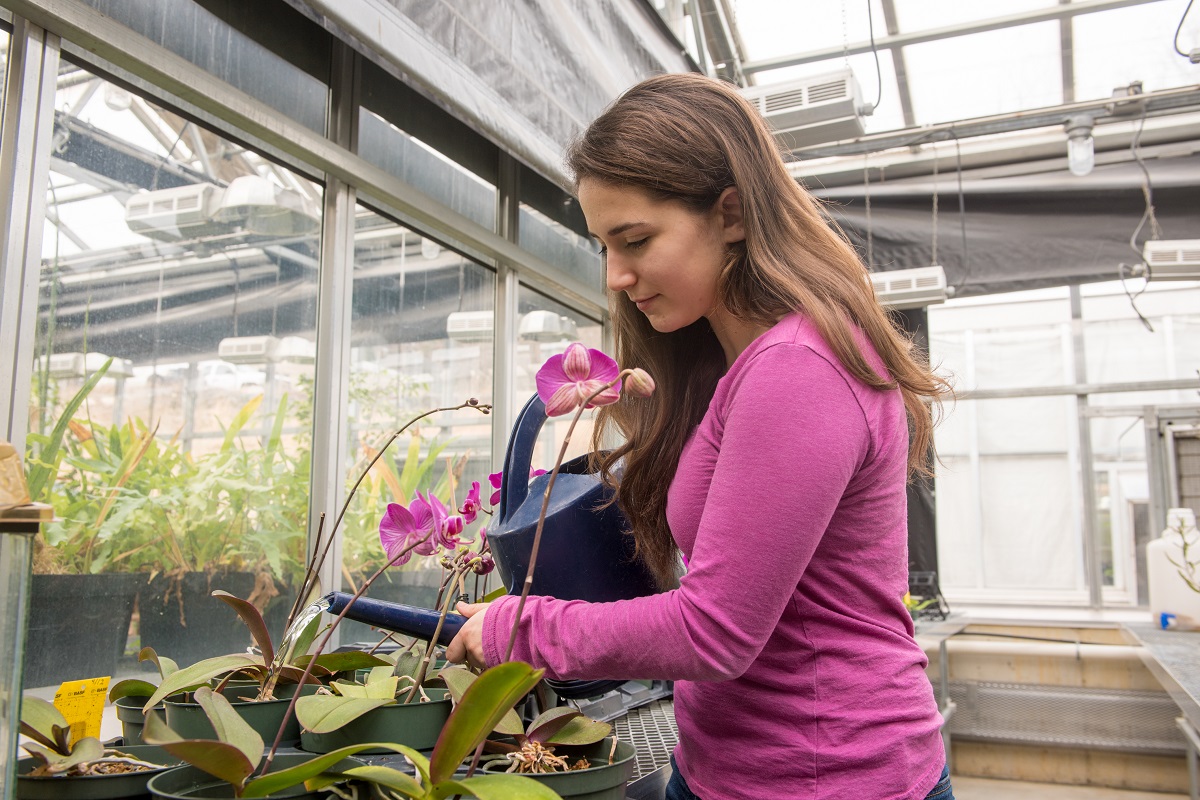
[[305, 401, 491, 624], [503, 372, 631, 661], [285, 512, 326, 631], [404, 565, 467, 704], [262, 526, 433, 773], [260, 400, 490, 774]]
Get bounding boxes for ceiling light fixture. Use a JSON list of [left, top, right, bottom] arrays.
[[1064, 115, 1095, 177]]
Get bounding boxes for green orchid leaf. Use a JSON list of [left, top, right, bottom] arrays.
[[212, 591, 274, 666], [295, 651, 389, 674], [428, 661, 543, 785], [543, 716, 612, 746], [525, 707, 581, 743], [439, 667, 523, 736], [108, 678, 158, 702], [139, 646, 179, 679], [294, 695, 394, 734], [194, 687, 264, 767], [22, 737, 105, 774], [144, 654, 260, 710], [392, 644, 424, 682], [480, 586, 508, 603], [242, 743, 417, 798], [434, 775, 565, 800], [143, 711, 257, 789], [18, 696, 69, 751], [339, 765, 425, 798], [328, 680, 369, 699]]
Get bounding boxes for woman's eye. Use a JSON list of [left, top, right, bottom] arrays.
[[626, 238, 648, 250]]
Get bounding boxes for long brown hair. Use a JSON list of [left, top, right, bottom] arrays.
[[568, 73, 951, 588]]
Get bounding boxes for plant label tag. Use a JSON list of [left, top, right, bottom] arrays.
[[53, 676, 110, 744]]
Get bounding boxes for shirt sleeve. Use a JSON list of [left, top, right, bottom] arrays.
[[483, 344, 871, 682]]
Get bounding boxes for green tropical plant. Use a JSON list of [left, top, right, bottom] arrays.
[[439, 666, 611, 774], [143, 665, 560, 799]]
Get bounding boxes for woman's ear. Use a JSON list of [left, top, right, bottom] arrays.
[[716, 186, 746, 244]]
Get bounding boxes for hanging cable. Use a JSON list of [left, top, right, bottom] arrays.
[[863, 154, 874, 268], [1128, 108, 1162, 259], [865, 0, 883, 113], [930, 147, 939, 266], [1120, 108, 1158, 332], [953, 134, 969, 297], [1174, 0, 1196, 58]]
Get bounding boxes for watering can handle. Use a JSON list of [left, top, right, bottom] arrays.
[[497, 394, 546, 522]]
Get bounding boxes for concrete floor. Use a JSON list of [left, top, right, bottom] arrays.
[[953, 776, 1187, 799]]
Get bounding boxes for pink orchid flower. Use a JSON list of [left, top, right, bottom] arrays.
[[535, 343, 622, 417], [488, 471, 503, 507], [379, 501, 426, 566], [459, 480, 481, 524]]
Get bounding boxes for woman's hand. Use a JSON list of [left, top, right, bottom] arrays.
[[445, 601, 489, 671]]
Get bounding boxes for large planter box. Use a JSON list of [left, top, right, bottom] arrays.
[[23, 573, 138, 688], [138, 572, 256, 666]]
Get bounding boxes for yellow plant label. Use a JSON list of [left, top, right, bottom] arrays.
[[53, 676, 110, 744]]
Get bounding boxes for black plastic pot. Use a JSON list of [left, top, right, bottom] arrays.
[[482, 738, 636, 800], [16, 744, 180, 800], [138, 572, 256, 667], [23, 573, 138, 688]]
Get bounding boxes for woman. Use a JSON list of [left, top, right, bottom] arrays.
[[447, 72, 954, 800]]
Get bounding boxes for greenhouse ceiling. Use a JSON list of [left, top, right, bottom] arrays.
[[691, 0, 1200, 185]]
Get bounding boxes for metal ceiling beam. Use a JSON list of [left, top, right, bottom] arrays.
[[1059, 0, 1076, 105], [742, 0, 1170, 75], [879, 0, 914, 128], [788, 83, 1200, 160]]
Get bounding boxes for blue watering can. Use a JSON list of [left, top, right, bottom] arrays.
[[325, 393, 660, 698]]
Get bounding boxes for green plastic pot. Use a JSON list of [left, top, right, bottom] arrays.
[[146, 753, 359, 799], [299, 690, 451, 754], [114, 696, 163, 746], [163, 685, 319, 744], [16, 744, 180, 800], [482, 738, 636, 800]]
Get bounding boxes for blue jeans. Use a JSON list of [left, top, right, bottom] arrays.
[[665, 758, 955, 800]]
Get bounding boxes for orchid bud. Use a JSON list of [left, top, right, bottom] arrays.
[[624, 368, 656, 398], [473, 552, 495, 575]]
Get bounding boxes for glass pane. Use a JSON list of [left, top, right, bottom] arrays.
[[339, 205, 496, 643], [77, 0, 327, 132], [903, 21, 1063, 125], [359, 108, 497, 231], [1083, 281, 1200, 389], [25, 69, 321, 682], [514, 285, 605, 472], [1074, 3, 1199, 102], [1, 28, 7, 123], [518, 203, 604, 294]]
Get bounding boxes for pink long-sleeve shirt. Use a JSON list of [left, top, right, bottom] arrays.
[[483, 312, 945, 798]]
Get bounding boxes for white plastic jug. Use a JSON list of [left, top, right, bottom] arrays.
[[1147, 507, 1200, 628]]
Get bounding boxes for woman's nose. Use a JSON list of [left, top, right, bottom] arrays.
[[606, 257, 635, 293]]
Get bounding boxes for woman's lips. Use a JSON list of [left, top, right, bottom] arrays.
[[632, 294, 657, 311]]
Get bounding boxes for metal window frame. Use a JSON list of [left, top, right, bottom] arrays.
[[0, 15, 59, 454], [1, 0, 606, 316]]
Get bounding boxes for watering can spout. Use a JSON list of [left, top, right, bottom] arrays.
[[323, 591, 465, 647]]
